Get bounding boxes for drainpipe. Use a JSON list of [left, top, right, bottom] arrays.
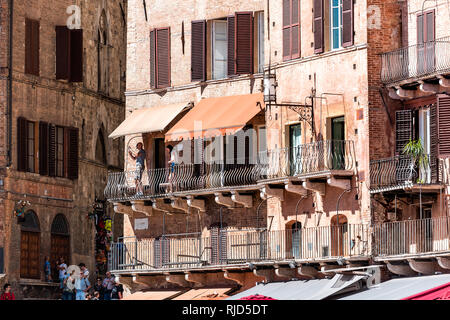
[[7, 0, 13, 167]]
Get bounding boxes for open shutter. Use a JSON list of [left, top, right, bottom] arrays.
[[68, 127, 79, 180], [48, 124, 56, 177], [156, 28, 171, 88], [342, 0, 354, 47], [313, 0, 324, 54], [56, 26, 70, 80], [39, 122, 49, 176], [430, 104, 438, 182], [25, 19, 40, 75], [282, 0, 291, 60], [401, 0, 409, 47], [235, 12, 253, 75], [191, 20, 206, 82], [291, 0, 300, 59], [227, 15, 236, 76], [69, 29, 83, 82], [438, 95, 450, 157], [395, 110, 413, 155], [150, 29, 156, 88], [17, 117, 28, 172]]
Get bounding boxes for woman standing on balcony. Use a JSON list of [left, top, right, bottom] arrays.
[[167, 145, 179, 193], [129, 142, 146, 196]]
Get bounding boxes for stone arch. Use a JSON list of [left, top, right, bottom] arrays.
[[95, 124, 107, 165]]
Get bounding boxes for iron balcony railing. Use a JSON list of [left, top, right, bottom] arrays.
[[369, 154, 439, 192], [381, 37, 450, 84], [373, 216, 450, 257], [108, 225, 369, 273], [258, 140, 356, 180]]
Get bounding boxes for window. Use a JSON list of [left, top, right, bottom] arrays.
[[330, 0, 343, 50], [56, 126, 64, 177], [17, 117, 37, 173], [150, 28, 171, 88], [25, 19, 40, 76], [283, 0, 300, 60], [27, 121, 35, 173], [257, 12, 265, 72], [212, 20, 228, 79], [56, 26, 83, 82]]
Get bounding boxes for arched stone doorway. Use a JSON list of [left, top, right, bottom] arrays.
[[50, 214, 70, 281], [331, 214, 348, 257], [20, 211, 41, 279]]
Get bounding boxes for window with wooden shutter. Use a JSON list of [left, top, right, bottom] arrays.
[[438, 95, 450, 157], [150, 30, 156, 88], [313, 0, 324, 54], [342, 0, 354, 47], [48, 124, 56, 177], [27, 121, 35, 173], [25, 19, 39, 76], [212, 20, 228, 80], [17, 117, 28, 172], [156, 28, 171, 88], [56, 126, 64, 177], [283, 0, 301, 61], [235, 12, 253, 75], [68, 127, 79, 180], [39, 122, 49, 176], [191, 20, 206, 82], [395, 110, 413, 155], [55, 26, 83, 82], [227, 15, 236, 76], [429, 104, 438, 182]]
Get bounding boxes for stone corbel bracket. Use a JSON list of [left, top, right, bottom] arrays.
[[131, 200, 152, 216], [186, 196, 206, 212], [231, 191, 253, 208], [260, 185, 284, 201], [170, 197, 189, 213], [185, 272, 206, 287], [419, 81, 439, 94], [327, 177, 351, 190], [284, 182, 308, 196], [302, 180, 326, 196], [438, 75, 450, 88], [113, 202, 134, 216], [214, 193, 234, 208]]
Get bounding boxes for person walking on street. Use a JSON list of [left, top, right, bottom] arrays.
[[110, 280, 124, 300], [129, 142, 146, 196], [0, 284, 15, 300], [74, 271, 91, 300], [93, 278, 105, 300], [57, 257, 68, 289], [102, 271, 114, 300], [44, 256, 52, 282], [62, 270, 76, 300]]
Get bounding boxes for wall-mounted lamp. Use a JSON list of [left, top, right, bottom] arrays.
[[263, 70, 277, 104]]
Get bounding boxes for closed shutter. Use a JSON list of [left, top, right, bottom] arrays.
[[17, 117, 28, 172], [48, 124, 56, 177], [25, 19, 40, 75], [235, 12, 253, 75], [156, 28, 171, 88], [56, 26, 70, 80], [430, 104, 438, 182], [68, 127, 79, 180], [342, 0, 354, 47], [395, 110, 413, 155], [313, 0, 324, 54], [191, 20, 206, 82], [401, 0, 408, 47], [39, 122, 49, 176], [227, 15, 236, 76], [438, 95, 450, 156], [150, 29, 156, 88], [283, 0, 291, 60], [69, 29, 83, 82], [283, 0, 300, 61]]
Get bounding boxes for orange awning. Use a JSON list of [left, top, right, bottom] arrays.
[[165, 93, 264, 142]]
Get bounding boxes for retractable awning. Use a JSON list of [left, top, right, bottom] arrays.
[[165, 93, 264, 142], [122, 290, 183, 300], [108, 103, 191, 139], [227, 274, 366, 300]]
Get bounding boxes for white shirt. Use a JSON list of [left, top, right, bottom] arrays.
[[58, 263, 67, 279], [170, 149, 179, 164]]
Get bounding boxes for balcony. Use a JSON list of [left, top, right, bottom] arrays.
[[381, 37, 450, 85], [369, 154, 442, 193], [373, 216, 450, 259], [108, 224, 369, 274]]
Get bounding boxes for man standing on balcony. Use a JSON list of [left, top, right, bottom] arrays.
[[129, 142, 146, 196]]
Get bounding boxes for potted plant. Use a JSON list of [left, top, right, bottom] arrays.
[[402, 139, 429, 184]]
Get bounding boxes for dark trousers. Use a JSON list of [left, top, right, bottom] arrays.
[[62, 291, 74, 300], [103, 290, 112, 300]]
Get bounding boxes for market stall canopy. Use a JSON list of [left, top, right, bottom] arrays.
[[122, 290, 182, 300], [165, 93, 264, 142], [108, 103, 191, 139]]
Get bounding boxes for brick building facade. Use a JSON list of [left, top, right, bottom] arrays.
[[0, 0, 127, 299]]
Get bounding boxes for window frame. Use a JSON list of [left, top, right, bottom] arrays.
[[56, 126, 65, 178], [26, 121, 36, 173], [330, 0, 343, 50], [211, 19, 228, 80]]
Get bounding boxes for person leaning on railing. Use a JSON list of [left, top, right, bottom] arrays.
[[128, 142, 146, 196]]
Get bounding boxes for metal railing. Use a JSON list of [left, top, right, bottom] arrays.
[[369, 154, 438, 192], [381, 37, 450, 84], [373, 216, 450, 257], [258, 140, 356, 180], [108, 224, 369, 273]]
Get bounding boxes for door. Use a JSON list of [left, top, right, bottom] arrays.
[[50, 235, 70, 281], [331, 215, 348, 257], [154, 138, 166, 169], [290, 222, 302, 259], [417, 11, 435, 75], [331, 116, 345, 170], [20, 231, 40, 279], [289, 124, 302, 175], [211, 227, 227, 264]]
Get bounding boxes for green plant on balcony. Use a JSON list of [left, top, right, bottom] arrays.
[[402, 139, 429, 184]]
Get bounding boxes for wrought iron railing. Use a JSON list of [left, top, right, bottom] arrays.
[[369, 154, 438, 192], [381, 37, 450, 84], [258, 140, 356, 180], [108, 225, 369, 272], [373, 216, 450, 257]]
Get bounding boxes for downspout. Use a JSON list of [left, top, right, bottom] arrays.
[[7, 0, 13, 167]]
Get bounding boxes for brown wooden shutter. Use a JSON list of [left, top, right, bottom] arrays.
[[291, 0, 300, 59], [69, 29, 83, 82], [48, 124, 56, 177], [17, 117, 28, 172], [68, 127, 79, 180], [56, 26, 70, 80], [313, 0, 324, 54], [438, 95, 450, 157], [191, 20, 206, 82], [25, 19, 40, 75], [430, 104, 438, 182], [227, 15, 236, 76], [150, 29, 156, 88], [39, 122, 49, 176], [401, 0, 409, 47], [395, 110, 413, 155], [156, 28, 171, 88], [282, 0, 292, 61], [235, 12, 253, 75], [342, 0, 354, 48]]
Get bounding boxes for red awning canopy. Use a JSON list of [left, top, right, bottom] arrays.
[[402, 282, 450, 300]]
